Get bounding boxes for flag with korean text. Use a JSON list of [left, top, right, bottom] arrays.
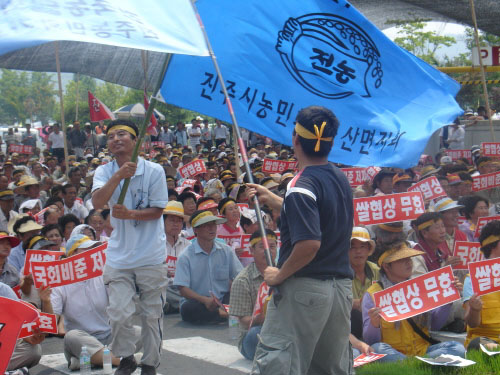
[[159, 0, 462, 168]]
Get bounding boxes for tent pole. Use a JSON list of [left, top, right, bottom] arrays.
[[191, 0, 274, 268], [116, 53, 172, 204], [75, 73, 80, 121], [55, 42, 70, 176], [469, 0, 495, 141]]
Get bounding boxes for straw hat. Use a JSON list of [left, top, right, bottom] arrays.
[[14, 176, 39, 194], [163, 201, 185, 218], [378, 245, 425, 267]]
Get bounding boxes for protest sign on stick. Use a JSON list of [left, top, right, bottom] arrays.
[[353, 192, 425, 226], [31, 243, 107, 288], [469, 257, 500, 297], [373, 266, 459, 322], [453, 241, 485, 270]]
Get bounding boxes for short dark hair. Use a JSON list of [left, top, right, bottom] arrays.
[[58, 214, 80, 231], [41, 223, 62, 238], [479, 220, 500, 259], [101, 209, 110, 220], [249, 228, 277, 246], [458, 195, 489, 220], [44, 196, 63, 209], [294, 106, 339, 157], [68, 167, 81, 178], [62, 183, 76, 194], [178, 191, 197, 204], [106, 119, 138, 140], [85, 209, 103, 224], [50, 185, 64, 197], [168, 189, 179, 200]]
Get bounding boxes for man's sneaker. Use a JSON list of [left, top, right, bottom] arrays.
[[140, 365, 156, 375], [114, 355, 138, 375], [68, 356, 80, 370]]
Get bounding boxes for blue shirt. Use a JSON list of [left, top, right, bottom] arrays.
[[173, 238, 243, 304], [462, 276, 473, 303], [7, 243, 25, 272], [92, 157, 168, 269]]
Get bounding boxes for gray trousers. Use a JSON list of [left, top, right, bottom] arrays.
[[8, 340, 42, 371], [63, 327, 142, 364], [251, 277, 353, 375], [103, 263, 168, 367]]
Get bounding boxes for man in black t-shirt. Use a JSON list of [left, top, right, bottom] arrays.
[[249, 106, 354, 375]]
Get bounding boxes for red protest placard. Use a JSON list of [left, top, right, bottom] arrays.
[[18, 312, 58, 338], [453, 241, 485, 270], [261, 158, 298, 173], [446, 149, 472, 162], [408, 176, 446, 201], [458, 216, 467, 226], [482, 142, 500, 157], [365, 166, 381, 182], [8, 144, 33, 154], [474, 216, 500, 238], [151, 141, 165, 148], [166, 255, 177, 274], [341, 167, 368, 187], [353, 192, 425, 226], [31, 243, 107, 289], [252, 282, 270, 320], [237, 203, 249, 211], [373, 266, 459, 322], [472, 171, 500, 192], [178, 159, 206, 178], [23, 249, 64, 276], [469, 257, 500, 296], [0, 297, 40, 374], [217, 234, 253, 258], [11, 284, 22, 298], [353, 353, 387, 368], [33, 206, 50, 226]]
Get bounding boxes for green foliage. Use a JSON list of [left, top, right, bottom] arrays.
[[356, 350, 500, 375], [386, 18, 456, 66], [0, 69, 56, 124]]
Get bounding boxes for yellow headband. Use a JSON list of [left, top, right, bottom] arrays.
[[191, 211, 214, 227], [481, 235, 500, 247], [164, 205, 184, 215], [250, 234, 277, 247], [378, 223, 403, 233], [478, 160, 491, 168], [220, 200, 235, 214], [417, 219, 435, 231], [108, 125, 137, 137], [0, 190, 13, 197], [67, 236, 91, 257], [295, 122, 332, 152], [378, 250, 392, 267], [27, 235, 45, 250], [435, 199, 454, 212]]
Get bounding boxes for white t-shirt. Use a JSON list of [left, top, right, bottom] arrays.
[[48, 131, 64, 148], [188, 126, 201, 147]]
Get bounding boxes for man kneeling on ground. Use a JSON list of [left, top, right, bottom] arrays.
[[174, 210, 243, 324]]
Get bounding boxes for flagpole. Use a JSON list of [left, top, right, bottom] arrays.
[[116, 53, 172, 205], [75, 73, 80, 122], [469, 0, 495, 141], [191, 1, 274, 268], [54, 42, 70, 176]]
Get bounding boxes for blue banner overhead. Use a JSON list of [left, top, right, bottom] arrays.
[[159, 0, 462, 168]]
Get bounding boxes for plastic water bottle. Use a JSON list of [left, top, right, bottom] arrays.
[[80, 346, 91, 375], [102, 346, 112, 375], [228, 315, 239, 340]]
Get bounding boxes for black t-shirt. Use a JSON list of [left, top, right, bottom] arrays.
[[277, 163, 354, 280]]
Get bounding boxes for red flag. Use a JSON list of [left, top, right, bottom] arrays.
[[144, 91, 158, 137], [0, 297, 40, 373], [88, 91, 116, 122]]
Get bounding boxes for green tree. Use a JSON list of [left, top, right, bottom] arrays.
[[54, 74, 97, 124], [386, 18, 456, 66]]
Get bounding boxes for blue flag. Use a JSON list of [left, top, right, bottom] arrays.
[[159, 0, 462, 168], [0, 0, 208, 57]]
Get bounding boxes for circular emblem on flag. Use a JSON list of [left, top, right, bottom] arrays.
[[276, 14, 383, 99]]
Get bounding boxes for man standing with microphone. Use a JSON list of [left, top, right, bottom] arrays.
[[248, 106, 354, 375], [92, 120, 169, 375]]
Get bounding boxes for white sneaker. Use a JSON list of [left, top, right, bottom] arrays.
[[69, 356, 80, 371]]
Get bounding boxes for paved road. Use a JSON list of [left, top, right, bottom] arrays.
[[31, 314, 252, 375]]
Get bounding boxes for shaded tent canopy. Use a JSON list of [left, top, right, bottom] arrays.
[[114, 103, 165, 121], [0, 0, 497, 90]]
